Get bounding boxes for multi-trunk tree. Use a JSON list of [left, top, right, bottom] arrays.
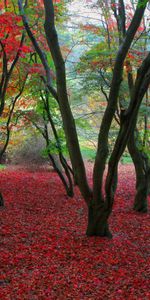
[[77, 0, 150, 212], [1, 0, 149, 236], [111, 0, 150, 212], [17, 0, 150, 237]]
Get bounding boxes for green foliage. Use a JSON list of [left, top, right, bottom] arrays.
[[42, 134, 68, 158], [136, 129, 150, 158], [139, 104, 150, 116], [42, 142, 59, 157], [121, 155, 133, 164], [75, 117, 92, 130], [0, 164, 6, 170], [138, 0, 149, 8], [80, 146, 96, 160]]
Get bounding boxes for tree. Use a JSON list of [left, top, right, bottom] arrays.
[[110, 0, 150, 212], [17, 0, 150, 237], [20, 84, 74, 197], [0, 4, 32, 206], [76, 0, 150, 212], [0, 73, 28, 163]]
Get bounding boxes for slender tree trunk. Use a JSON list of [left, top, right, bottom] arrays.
[[43, 91, 75, 191], [112, 0, 149, 213], [18, 0, 92, 202], [43, 0, 92, 202], [147, 168, 150, 195], [128, 130, 148, 212], [0, 192, 4, 207], [91, 1, 148, 236], [91, 55, 150, 237], [93, 0, 147, 206], [103, 60, 150, 229]]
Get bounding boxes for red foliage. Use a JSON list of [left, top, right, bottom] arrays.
[[0, 12, 32, 60], [0, 165, 149, 299], [81, 24, 100, 35]]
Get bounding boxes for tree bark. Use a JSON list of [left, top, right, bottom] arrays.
[[128, 130, 148, 212], [0, 193, 4, 207], [86, 204, 112, 238]]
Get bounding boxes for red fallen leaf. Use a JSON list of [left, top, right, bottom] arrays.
[[0, 164, 149, 299]]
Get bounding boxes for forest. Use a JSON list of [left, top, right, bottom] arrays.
[[0, 0, 150, 298]]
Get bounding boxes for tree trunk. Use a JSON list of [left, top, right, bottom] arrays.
[[86, 205, 112, 238], [128, 130, 148, 212], [148, 168, 150, 195], [42, 0, 92, 203], [0, 192, 4, 207], [103, 56, 150, 235], [93, 0, 148, 209]]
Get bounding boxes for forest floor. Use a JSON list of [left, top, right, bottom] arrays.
[[0, 164, 150, 299]]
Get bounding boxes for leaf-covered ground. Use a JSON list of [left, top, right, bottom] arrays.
[[0, 165, 150, 299]]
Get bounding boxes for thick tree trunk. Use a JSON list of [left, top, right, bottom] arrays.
[[86, 205, 112, 238], [128, 130, 148, 212]]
